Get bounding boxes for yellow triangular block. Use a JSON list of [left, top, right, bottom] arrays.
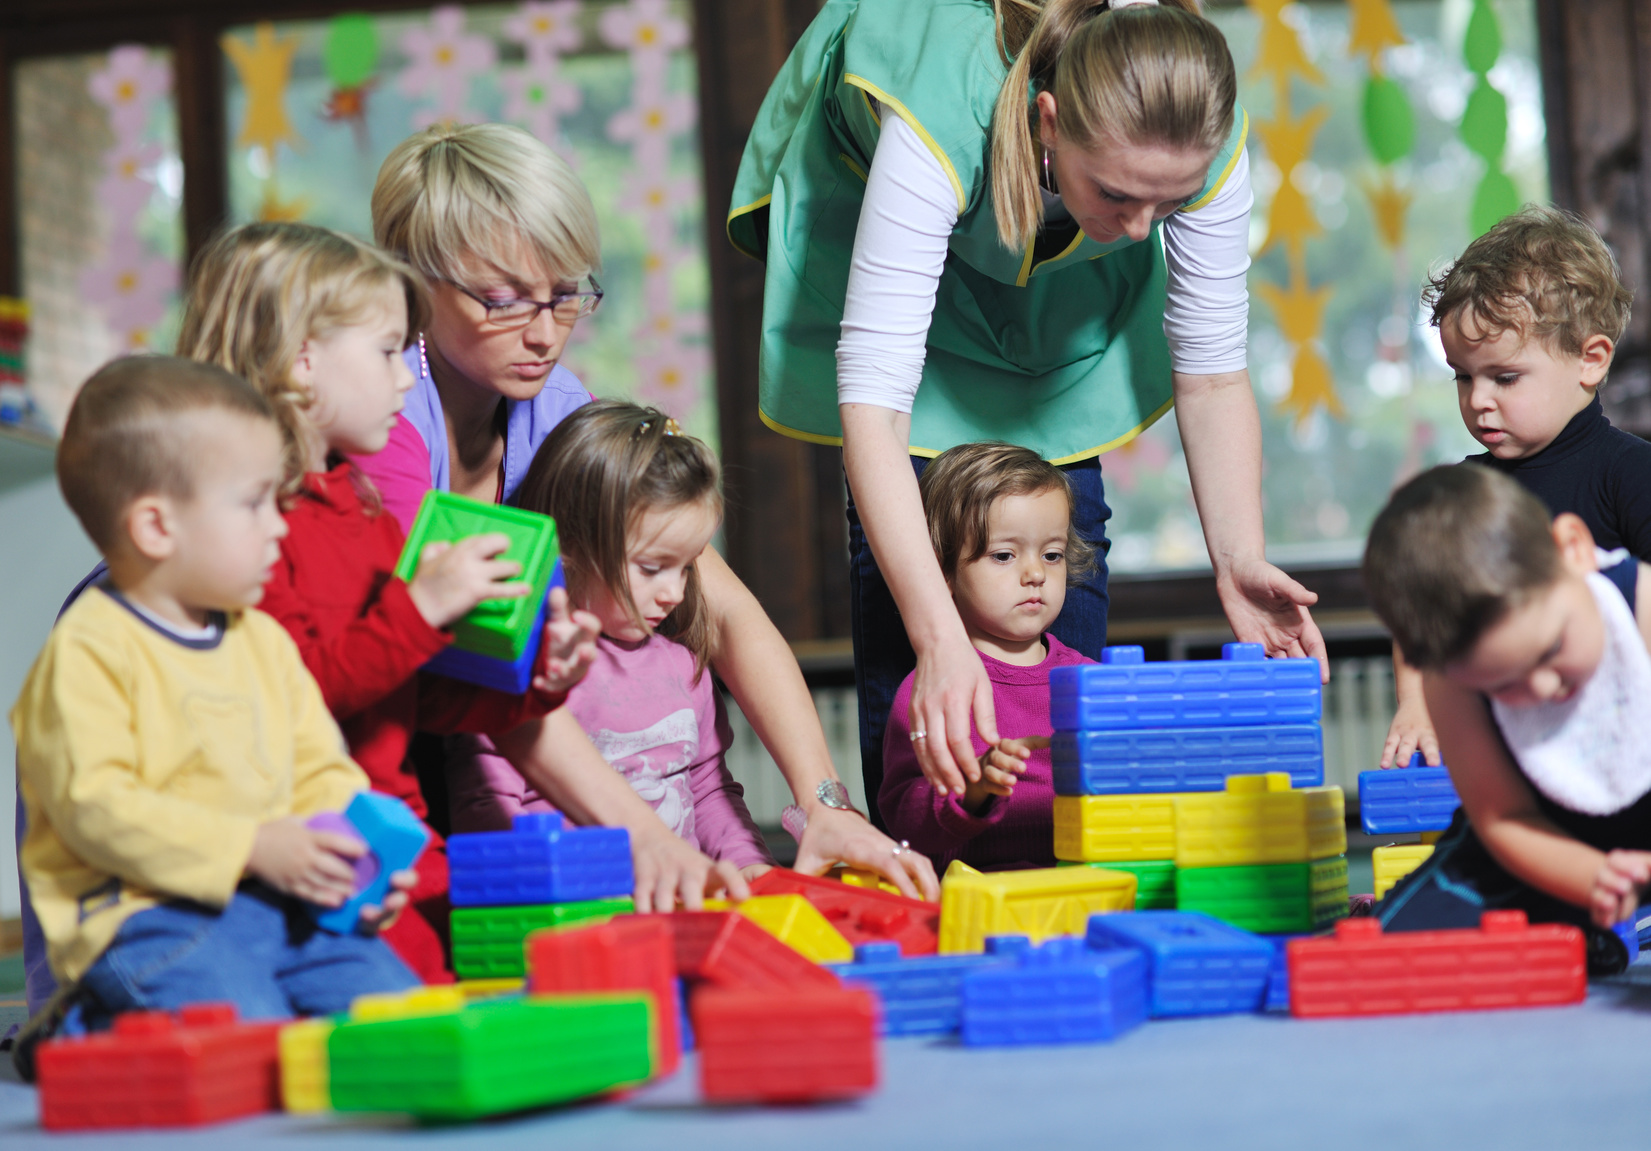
[[733, 893, 854, 963]]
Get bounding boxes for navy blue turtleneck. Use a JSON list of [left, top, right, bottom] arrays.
[[1469, 394, 1651, 560]]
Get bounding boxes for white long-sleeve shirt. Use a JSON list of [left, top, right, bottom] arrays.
[[836, 110, 1252, 413]]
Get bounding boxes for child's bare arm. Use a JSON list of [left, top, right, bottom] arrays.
[[1381, 641, 1440, 768]]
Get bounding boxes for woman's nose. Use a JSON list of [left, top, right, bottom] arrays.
[[1121, 203, 1155, 242]]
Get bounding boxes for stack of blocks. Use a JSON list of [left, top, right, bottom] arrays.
[[1360, 753, 1462, 900], [1049, 644, 1348, 933], [393, 491, 564, 693], [447, 812, 634, 979]]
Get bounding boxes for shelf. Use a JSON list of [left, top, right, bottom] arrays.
[[0, 423, 57, 495]]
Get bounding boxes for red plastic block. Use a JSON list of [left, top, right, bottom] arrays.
[[527, 916, 680, 1075], [1287, 910, 1586, 1018], [749, 868, 940, 956], [692, 985, 879, 1103], [37, 1004, 282, 1131], [665, 911, 841, 989]]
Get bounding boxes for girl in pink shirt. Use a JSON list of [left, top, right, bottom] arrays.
[[448, 402, 774, 877]]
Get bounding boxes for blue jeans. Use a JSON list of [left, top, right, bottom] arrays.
[[847, 456, 1112, 829], [66, 882, 419, 1033]]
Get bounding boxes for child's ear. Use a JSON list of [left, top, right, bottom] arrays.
[[1553, 512, 1598, 573], [125, 495, 178, 562], [1579, 333, 1615, 388], [289, 339, 319, 389]]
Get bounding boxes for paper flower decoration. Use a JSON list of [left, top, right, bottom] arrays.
[[88, 46, 171, 141], [399, 6, 497, 128], [598, 0, 690, 57], [507, 1, 585, 67], [80, 232, 180, 352]]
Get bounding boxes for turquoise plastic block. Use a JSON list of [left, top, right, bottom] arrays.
[[307, 792, 429, 934]]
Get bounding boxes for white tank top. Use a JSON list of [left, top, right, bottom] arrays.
[[1491, 568, 1651, 815]]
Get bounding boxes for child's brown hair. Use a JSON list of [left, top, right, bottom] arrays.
[[515, 400, 721, 675], [1423, 205, 1632, 361], [918, 440, 1095, 583], [1363, 464, 1563, 669]]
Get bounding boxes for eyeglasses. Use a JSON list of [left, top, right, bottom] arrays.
[[440, 275, 604, 326]]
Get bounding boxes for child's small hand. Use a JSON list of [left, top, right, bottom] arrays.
[[357, 868, 418, 933], [1379, 699, 1440, 768], [1590, 850, 1651, 929], [959, 736, 1048, 814], [531, 586, 602, 695], [408, 533, 528, 630], [246, 816, 363, 906], [738, 862, 773, 884]]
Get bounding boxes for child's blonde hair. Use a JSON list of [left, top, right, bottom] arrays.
[[177, 221, 425, 498], [515, 401, 721, 675]]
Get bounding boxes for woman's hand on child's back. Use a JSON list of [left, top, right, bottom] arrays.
[[246, 816, 364, 906], [408, 533, 528, 630], [531, 586, 602, 695], [1590, 849, 1651, 928], [960, 736, 1046, 813]]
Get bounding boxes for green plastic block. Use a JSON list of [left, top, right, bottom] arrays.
[[393, 491, 560, 661], [451, 898, 634, 979], [328, 994, 654, 1119], [1059, 859, 1177, 910], [1174, 856, 1348, 934]]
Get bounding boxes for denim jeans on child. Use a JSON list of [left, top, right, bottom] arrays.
[[847, 455, 1112, 830], [67, 881, 419, 1032]]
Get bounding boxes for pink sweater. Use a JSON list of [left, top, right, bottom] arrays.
[[447, 632, 774, 870], [879, 635, 1091, 872]]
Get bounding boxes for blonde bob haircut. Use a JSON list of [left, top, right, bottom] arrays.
[[372, 123, 600, 289], [989, 0, 1235, 249], [177, 221, 426, 499]]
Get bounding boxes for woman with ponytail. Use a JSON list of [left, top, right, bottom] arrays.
[[731, 0, 1329, 814]]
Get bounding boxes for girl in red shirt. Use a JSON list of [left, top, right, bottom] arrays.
[[175, 222, 599, 980]]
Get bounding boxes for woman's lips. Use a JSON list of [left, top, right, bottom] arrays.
[[509, 362, 552, 379]]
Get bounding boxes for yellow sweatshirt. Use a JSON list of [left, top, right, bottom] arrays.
[[11, 587, 367, 981]]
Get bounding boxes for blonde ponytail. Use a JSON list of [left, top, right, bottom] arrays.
[[988, 0, 1234, 250]]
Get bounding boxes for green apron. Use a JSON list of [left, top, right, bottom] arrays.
[[728, 0, 1248, 463]]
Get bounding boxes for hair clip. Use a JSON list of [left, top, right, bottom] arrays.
[[638, 417, 683, 436]]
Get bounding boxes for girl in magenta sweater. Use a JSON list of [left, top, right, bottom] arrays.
[[880, 443, 1096, 871]]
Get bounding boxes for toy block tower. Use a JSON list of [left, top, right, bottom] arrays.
[[1049, 643, 1346, 931]]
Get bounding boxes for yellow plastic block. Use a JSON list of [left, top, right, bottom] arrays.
[[938, 860, 1137, 953], [1420, 830, 1443, 845], [1372, 843, 1435, 900], [833, 866, 905, 895], [455, 977, 524, 999], [1053, 794, 1179, 862], [733, 893, 855, 963], [278, 1018, 333, 1113], [348, 985, 466, 1022], [1174, 772, 1346, 867]]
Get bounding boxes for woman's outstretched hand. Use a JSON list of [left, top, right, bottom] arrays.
[[793, 805, 941, 902], [1215, 555, 1328, 681], [907, 628, 999, 799]]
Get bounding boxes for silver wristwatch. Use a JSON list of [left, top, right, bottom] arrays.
[[780, 780, 861, 842]]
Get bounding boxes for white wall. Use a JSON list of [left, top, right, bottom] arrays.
[[0, 475, 98, 917]]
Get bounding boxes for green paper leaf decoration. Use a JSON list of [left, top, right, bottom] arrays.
[[1470, 169, 1521, 236], [324, 14, 379, 89], [1362, 76, 1415, 165], [1459, 77, 1507, 161], [1463, 0, 1501, 76]]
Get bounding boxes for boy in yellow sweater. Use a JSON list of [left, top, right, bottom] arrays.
[[10, 357, 418, 1056]]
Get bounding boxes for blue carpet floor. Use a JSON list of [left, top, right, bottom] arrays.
[[2, 968, 1646, 1151]]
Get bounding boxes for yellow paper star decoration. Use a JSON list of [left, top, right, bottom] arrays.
[[1247, 0, 1324, 94], [223, 23, 301, 155], [1365, 172, 1413, 250], [257, 186, 310, 222], [1348, 0, 1406, 74], [1277, 345, 1344, 424], [1255, 271, 1333, 347]]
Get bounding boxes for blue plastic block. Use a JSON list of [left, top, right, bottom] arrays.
[[675, 978, 694, 1052], [448, 812, 633, 906], [1358, 756, 1460, 834], [960, 936, 1148, 1046], [827, 941, 1013, 1037], [1049, 644, 1322, 731], [308, 792, 430, 934], [422, 562, 564, 694], [1052, 723, 1324, 795], [1083, 911, 1273, 1017], [1261, 935, 1298, 1013], [1614, 919, 1641, 967]]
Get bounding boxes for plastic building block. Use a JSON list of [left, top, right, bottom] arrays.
[[1059, 859, 1178, 909], [1286, 911, 1586, 1018], [826, 941, 1013, 1036], [675, 979, 694, 1051], [961, 936, 1148, 1046], [832, 865, 905, 894], [1359, 758, 1460, 834], [349, 985, 466, 1022], [1614, 917, 1641, 966], [328, 993, 655, 1119], [1262, 936, 1297, 1013], [1050, 643, 1322, 731], [749, 867, 941, 956], [1053, 793, 1178, 862], [448, 812, 632, 906], [423, 572, 550, 694], [393, 490, 561, 662], [938, 860, 1137, 953], [451, 897, 633, 979], [1053, 723, 1324, 795], [306, 791, 430, 934], [37, 1004, 282, 1131], [526, 916, 680, 1075], [1084, 910, 1273, 1016], [1174, 773, 1346, 867], [692, 984, 879, 1102], [278, 1018, 333, 1113], [455, 977, 525, 999], [665, 910, 844, 988], [1372, 844, 1435, 901], [733, 893, 855, 963], [1175, 857, 1349, 934]]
